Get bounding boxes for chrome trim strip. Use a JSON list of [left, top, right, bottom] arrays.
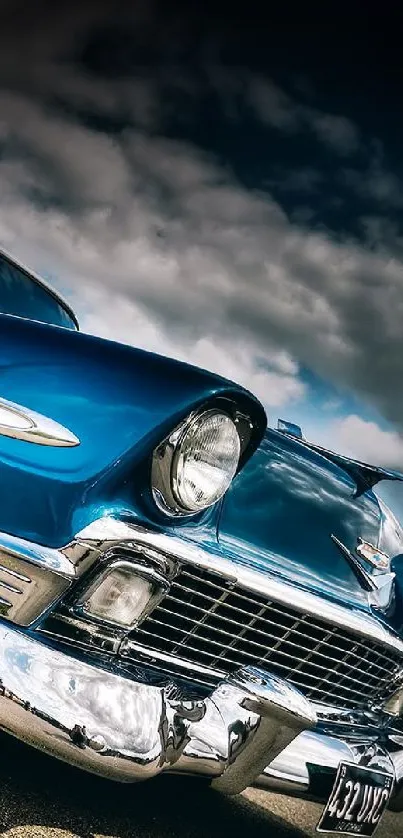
[[74, 516, 403, 656], [0, 397, 80, 447], [0, 578, 23, 595], [0, 563, 31, 583], [122, 638, 225, 683], [3, 512, 403, 646], [0, 531, 82, 579], [0, 529, 100, 625], [0, 559, 69, 626]]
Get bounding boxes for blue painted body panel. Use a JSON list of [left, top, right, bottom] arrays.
[[0, 250, 77, 330], [1, 293, 403, 631], [218, 431, 377, 610], [218, 429, 403, 625], [0, 313, 265, 546]]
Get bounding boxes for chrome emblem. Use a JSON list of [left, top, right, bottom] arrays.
[[331, 534, 376, 592], [356, 538, 390, 571], [331, 533, 395, 612], [0, 397, 80, 447]]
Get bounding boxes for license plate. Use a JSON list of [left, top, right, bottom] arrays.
[[316, 761, 394, 836]]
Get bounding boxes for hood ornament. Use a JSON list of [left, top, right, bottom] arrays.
[[356, 538, 390, 571], [330, 534, 395, 612], [0, 397, 80, 447]]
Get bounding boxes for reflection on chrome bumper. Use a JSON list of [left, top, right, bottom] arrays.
[[0, 623, 402, 809]]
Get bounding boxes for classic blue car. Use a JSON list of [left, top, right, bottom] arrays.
[[0, 246, 403, 834]]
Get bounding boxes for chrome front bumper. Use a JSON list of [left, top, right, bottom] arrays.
[[0, 623, 402, 810]]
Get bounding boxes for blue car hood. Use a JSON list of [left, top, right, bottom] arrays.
[[0, 314, 265, 547], [218, 428, 403, 613]]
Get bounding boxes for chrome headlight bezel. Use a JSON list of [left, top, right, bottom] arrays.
[[151, 404, 248, 516]]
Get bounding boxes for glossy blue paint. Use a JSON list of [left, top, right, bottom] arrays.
[[1, 261, 403, 628], [218, 429, 403, 614], [0, 249, 77, 330], [0, 313, 265, 547]]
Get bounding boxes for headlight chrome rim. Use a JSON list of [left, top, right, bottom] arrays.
[[152, 406, 242, 516], [170, 409, 241, 513]]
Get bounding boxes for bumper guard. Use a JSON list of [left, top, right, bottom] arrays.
[[0, 623, 402, 810]]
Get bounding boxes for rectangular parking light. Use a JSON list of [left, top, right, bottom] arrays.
[[77, 561, 168, 629]]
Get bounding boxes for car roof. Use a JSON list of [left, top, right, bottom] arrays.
[[0, 245, 79, 330]]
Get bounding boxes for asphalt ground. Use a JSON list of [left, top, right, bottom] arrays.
[[0, 734, 400, 837]]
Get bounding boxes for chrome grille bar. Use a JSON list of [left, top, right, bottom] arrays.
[[153, 599, 395, 678], [142, 614, 393, 689], [129, 564, 402, 709], [136, 623, 393, 695], [170, 575, 398, 671]]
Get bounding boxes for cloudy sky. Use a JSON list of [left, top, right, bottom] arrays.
[[1, 1, 403, 510]]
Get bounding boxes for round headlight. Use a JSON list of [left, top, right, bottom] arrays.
[[171, 410, 241, 512]]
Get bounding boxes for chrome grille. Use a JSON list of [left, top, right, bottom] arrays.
[[130, 564, 402, 709]]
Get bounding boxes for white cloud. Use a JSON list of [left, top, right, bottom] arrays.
[[73, 288, 306, 410], [1, 93, 403, 429], [0, 10, 403, 445], [320, 415, 403, 469]]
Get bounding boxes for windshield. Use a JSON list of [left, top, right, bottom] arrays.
[[0, 251, 78, 330]]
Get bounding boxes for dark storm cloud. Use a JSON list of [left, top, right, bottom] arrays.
[[1, 1, 403, 464]]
